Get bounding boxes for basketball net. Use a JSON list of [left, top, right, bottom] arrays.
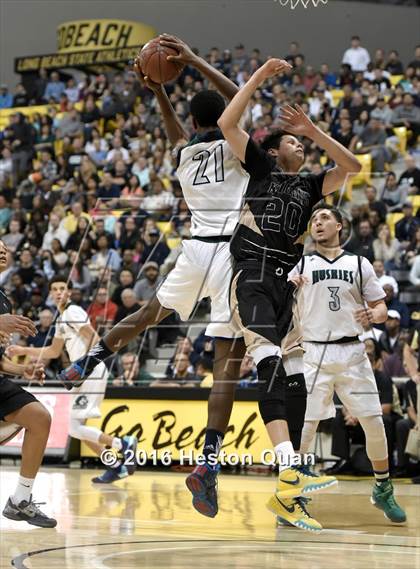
[[275, 0, 328, 8]]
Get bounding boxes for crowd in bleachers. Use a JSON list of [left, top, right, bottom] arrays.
[[0, 36, 419, 474]]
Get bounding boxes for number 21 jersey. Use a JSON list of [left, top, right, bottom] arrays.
[[177, 131, 249, 237], [289, 251, 385, 342]]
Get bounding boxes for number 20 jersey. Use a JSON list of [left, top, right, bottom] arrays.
[[177, 132, 249, 238], [289, 252, 385, 342], [229, 138, 325, 277]]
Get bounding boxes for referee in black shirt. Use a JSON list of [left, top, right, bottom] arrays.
[[218, 58, 362, 530], [0, 239, 56, 527]]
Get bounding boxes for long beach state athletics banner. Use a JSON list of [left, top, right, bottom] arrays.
[[81, 398, 275, 466], [15, 19, 156, 73]]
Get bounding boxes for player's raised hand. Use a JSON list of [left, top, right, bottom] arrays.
[[159, 34, 197, 66], [279, 104, 316, 138], [0, 314, 36, 337], [23, 362, 46, 385], [133, 56, 162, 93], [257, 58, 292, 81], [288, 274, 309, 288]]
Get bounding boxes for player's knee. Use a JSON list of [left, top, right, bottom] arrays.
[[30, 402, 51, 428], [257, 356, 286, 424]]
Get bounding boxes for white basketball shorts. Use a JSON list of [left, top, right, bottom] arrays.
[[70, 361, 108, 420], [157, 239, 242, 339], [303, 341, 382, 421]]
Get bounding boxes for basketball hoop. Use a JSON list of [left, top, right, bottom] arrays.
[[274, 0, 328, 8]]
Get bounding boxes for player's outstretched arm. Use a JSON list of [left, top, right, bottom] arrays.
[[160, 34, 239, 101], [133, 58, 188, 147], [6, 337, 64, 361], [279, 104, 362, 196], [218, 58, 291, 162]]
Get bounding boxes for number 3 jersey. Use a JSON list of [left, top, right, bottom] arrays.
[[230, 137, 325, 276], [289, 251, 386, 342], [176, 130, 249, 237]]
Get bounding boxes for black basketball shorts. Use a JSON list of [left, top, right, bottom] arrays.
[[230, 268, 302, 355], [0, 377, 37, 420]]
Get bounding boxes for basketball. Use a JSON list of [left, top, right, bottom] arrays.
[[138, 37, 184, 84]]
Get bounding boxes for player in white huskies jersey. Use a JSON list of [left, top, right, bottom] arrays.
[[288, 204, 406, 525], [8, 276, 138, 484], [59, 35, 248, 517]]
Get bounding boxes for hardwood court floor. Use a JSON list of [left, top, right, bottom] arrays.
[[0, 467, 419, 568]]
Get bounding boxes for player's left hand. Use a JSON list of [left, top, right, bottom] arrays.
[[133, 57, 162, 92], [23, 362, 45, 385], [159, 34, 196, 66], [353, 307, 374, 328], [279, 104, 316, 138]]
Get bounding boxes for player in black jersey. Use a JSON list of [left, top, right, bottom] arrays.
[[0, 239, 56, 528], [218, 58, 362, 531]]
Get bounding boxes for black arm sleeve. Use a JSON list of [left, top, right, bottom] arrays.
[[241, 137, 275, 181]]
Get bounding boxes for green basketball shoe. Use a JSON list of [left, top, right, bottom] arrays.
[[371, 479, 406, 523]]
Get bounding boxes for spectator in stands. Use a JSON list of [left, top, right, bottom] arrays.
[[0, 195, 12, 231], [134, 261, 162, 305], [113, 288, 140, 325], [42, 212, 69, 250], [355, 117, 391, 172], [379, 310, 403, 357], [381, 172, 408, 211], [395, 376, 418, 476], [2, 219, 24, 253], [38, 149, 58, 182], [90, 234, 121, 274], [64, 78, 79, 104], [370, 94, 394, 131], [395, 202, 419, 247], [404, 227, 420, 268], [106, 135, 130, 164], [10, 112, 35, 184], [43, 71, 65, 102], [97, 171, 120, 207], [398, 155, 420, 196], [0, 84, 13, 109], [152, 351, 199, 388], [345, 219, 375, 262], [385, 50, 404, 76], [409, 255, 420, 288], [117, 216, 139, 251], [140, 228, 170, 267], [112, 352, 153, 387], [143, 178, 175, 220], [363, 185, 387, 222], [382, 284, 410, 329], [373, 224, 401, 269], [111, 269, 136, 306], [58, 108, 83, 138], [61, 201, 90, 234], [0, 148, 13, 188], [197, 356, 214, 388], [392, 93, 420, 148], [27, 309, 54, 349], [12, 83, 28, 107], [90, 285, 117, 327], [342, 36, 370, 72]]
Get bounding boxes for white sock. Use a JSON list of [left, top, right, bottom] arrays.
[[111, 437, 123, 451], [12, 475, 34, 505], [274, 441, 300, 473]]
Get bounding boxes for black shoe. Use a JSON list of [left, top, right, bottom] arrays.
[[2, 496, 57, 528], [323, 460, 354, 475]]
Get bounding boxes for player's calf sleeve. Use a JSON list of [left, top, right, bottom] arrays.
[[284, 373, 307, 450], [257, 356, 287, 424], [299, 420, 319, 454], [69, 419, 102, 443], [358, 415, 388, 462]]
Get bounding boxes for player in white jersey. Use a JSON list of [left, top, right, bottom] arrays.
[[59, 35, 248, 517], [8, 276, 138, 484], [288, 204, 406, 524]]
